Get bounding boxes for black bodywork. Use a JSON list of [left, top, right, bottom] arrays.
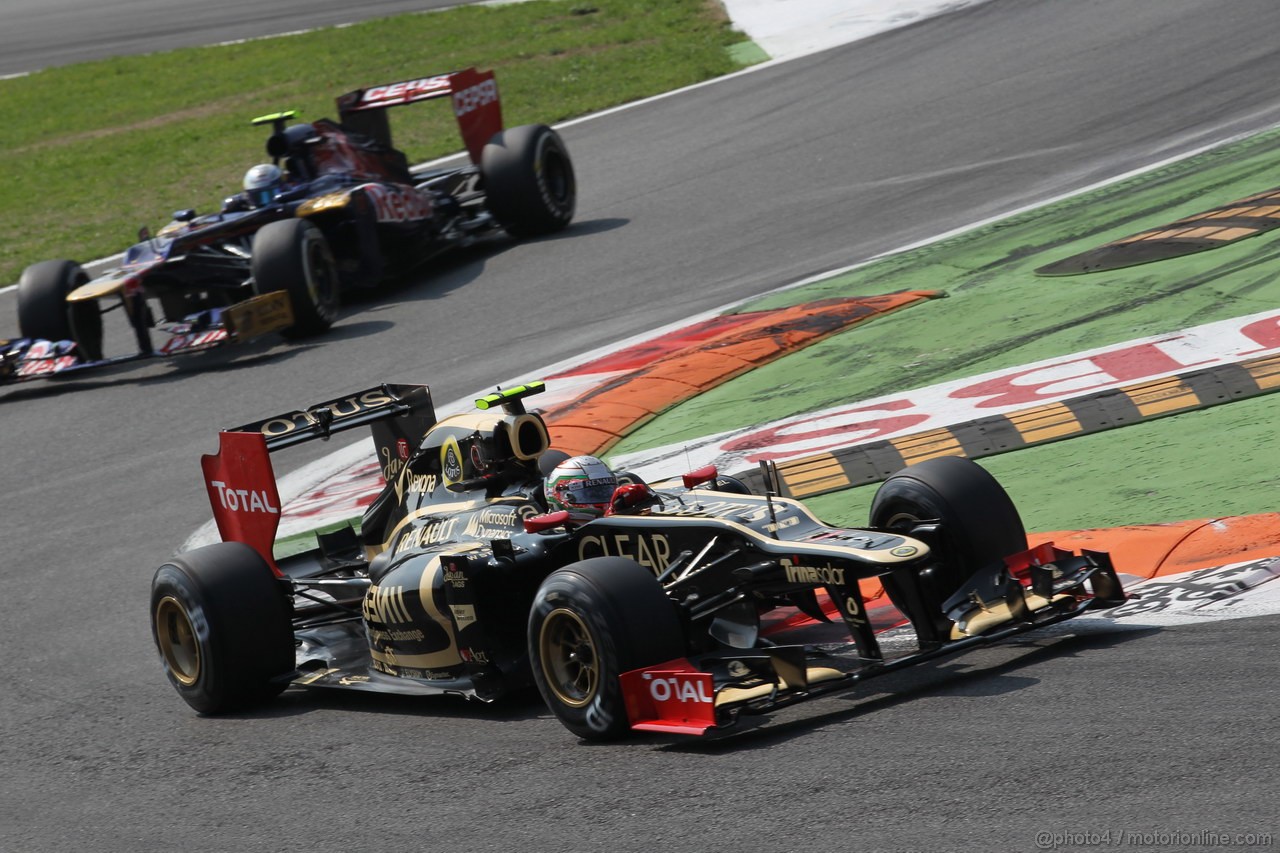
[[152, 382, 1127, 739]]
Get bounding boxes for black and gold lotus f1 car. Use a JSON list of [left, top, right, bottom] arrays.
[[151, 381, 1126, 739], [4, 68, 574, 385]]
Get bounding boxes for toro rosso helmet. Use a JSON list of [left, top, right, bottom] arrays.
[[243, 163, 282, 207], [545, 455, 618, 522]]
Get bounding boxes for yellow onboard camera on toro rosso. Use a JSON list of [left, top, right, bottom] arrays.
[[151, 381, 1127, 739], [2, 69, 574, 386]]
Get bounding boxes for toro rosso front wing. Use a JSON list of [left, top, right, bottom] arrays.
[[0, 338, 84, 383], [620, 544, 1127, 736], [0, 290, 295, 387]]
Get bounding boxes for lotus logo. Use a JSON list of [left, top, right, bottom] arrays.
[[441, 436, 464, 484]]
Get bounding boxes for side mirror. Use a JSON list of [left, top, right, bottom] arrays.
[[682, 465, 718, 489], [172, 209, 196, 222], [608, 483, 661, 515]]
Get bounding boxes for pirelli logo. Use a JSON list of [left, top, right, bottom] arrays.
[[742, 354, 1280, 499]]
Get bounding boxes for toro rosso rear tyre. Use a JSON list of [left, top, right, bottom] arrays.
[[17, 260, 103, 361], [150, 541, 294, 714], [870, 456, 1027, 641], [481, 124, 575, 237], [529, 557, 684, 740], [251, 218, 340, 339]]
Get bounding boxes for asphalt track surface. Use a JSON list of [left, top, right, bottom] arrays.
[[3, 2, 1280, 850], [0, 0, 481, 76]]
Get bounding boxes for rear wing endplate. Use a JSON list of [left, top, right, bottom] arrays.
[[201, 383, 435, 572], [335, 67, 503, 166]]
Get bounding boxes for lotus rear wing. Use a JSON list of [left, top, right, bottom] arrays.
[[201, 384, 435, 573], [335, 67, 503, 166]]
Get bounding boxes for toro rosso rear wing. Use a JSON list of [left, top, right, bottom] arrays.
[[335, 67, 503, 166], [200, 383, 435, 573]]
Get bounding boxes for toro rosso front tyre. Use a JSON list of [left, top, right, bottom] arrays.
[[529, 557, 684, 740], [150, 541, 294, 714], [251, 218, 340, 338], [17, 260, 103, 361], [481, 124, 576, 237]]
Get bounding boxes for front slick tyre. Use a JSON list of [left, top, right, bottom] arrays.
[[17, 259, 103, 361], [870, 456, 1027, 639], [150, 541, 294, 714], [529, 557, 684, 740], [481, 124, 576, 237], [251, 217, 340, 339]]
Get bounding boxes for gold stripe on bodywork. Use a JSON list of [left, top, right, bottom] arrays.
[[951, 593, 1070, 638], [369, 648, 463, 669], [714, 666, 844, 707], [374, 497, 527, 554], [621, 510, 930, 566], [368, 548, 483, 671], [297, 191, 353, 216], [67, 278, 127, 302]]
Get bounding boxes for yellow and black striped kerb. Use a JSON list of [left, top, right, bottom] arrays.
[[1037, 186, 1280, 276], [738, 352, 1280, 498]]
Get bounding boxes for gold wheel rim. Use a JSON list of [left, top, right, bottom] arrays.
[[302, 236, 338, 316], [538, 608, 598, 708], [155, 596, 201, 687], [884, 510, 923, 530]]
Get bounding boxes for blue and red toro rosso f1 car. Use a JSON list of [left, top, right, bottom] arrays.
[[151, 382, 1127, 740], [2, 69, 574, 386]]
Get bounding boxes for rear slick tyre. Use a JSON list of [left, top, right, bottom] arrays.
[[150, 541, 294, 714], [481, 124, 576, 237]]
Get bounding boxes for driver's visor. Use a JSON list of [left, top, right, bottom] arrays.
[[564, 479, 617, 505]]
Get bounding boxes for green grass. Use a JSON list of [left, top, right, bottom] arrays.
[[0, 0, 751, 283], [611, 126, 1280, 453], [603, 124, 1280, 531]]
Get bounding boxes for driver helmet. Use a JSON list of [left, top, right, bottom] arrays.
[[545, 455, 618, 522], [243, 163, 283, 207]]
